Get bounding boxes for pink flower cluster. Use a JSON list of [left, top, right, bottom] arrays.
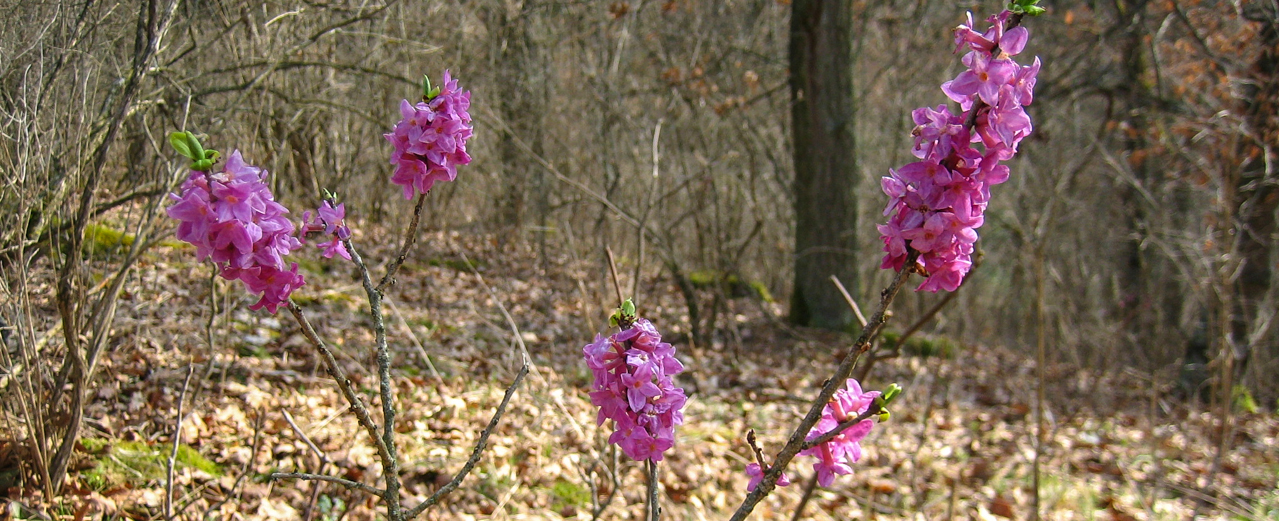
[[301, 201, 352, 261], [167, 150, 305, 313], [385, 71, 473, 199], [583, 318, 687, 461], [879, 10, 1039, 292], [799, 378, 880, 487]]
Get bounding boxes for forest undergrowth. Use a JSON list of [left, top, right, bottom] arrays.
[[2, 222, 1276, 521]]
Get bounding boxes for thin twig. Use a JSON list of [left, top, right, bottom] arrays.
[[457, 248, 535, 369], [270, 472, 386, 497], [856, 251, 981, 382], [189, 267, 221, 411], [286, 406, 330, 521], [789, 473, 819, 521], [283, 409, 331, 467], [405, 364, 529, 518], [203, 410, 266, 518], [1033, 246, 1045, 521], [746, 429, 766, 467], [589, 446, 621, 521], [830, 275, 868, 327], [377, 193, 429, 293], [631, 120, 664, 302], [384, 296, 449, 390], [646, 459, 661, 521], [164, 361, 196, 520], [283, 402, 340, 521], [605, 246, 625, 307], [729, 253, 917, 521]]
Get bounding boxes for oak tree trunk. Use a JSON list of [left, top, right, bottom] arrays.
[[789, 0, 858, 330]]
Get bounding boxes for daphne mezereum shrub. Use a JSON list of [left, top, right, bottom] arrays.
[[735, 4, 1041, 510], [879, 7, 1041, 292], [166, 146, 306, 313], [166, 72, 472, 314], [160, 4, 1044, 513], [166, 73, 484, 520], [583, 302, 688, 462], [386, 70, 474, 199], [746, 378, 891, 491]]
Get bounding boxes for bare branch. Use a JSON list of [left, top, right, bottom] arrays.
[[729, 252, 917, 521], [830, 276, 868, 327], [283, 408, 331, 467], [285, 301, 393, 469], [271, 472, 386, 498], [199, 412, 266, 517], [405, 364, 529, 518], [646, 459, 661, 521], [164, 362, 196, 520], [339, 238, 404, 516]]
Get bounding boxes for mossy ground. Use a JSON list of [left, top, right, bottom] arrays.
[[81, 440, 222, 491]]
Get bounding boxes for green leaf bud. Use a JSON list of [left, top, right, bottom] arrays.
[[184, 133, 206, 162], [169, 132, 194, 160], [1009, 0, 1046, 16], [881, 383, 902, 404]]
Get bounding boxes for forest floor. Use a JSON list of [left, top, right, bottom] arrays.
[[3, 226, 1277, 521]]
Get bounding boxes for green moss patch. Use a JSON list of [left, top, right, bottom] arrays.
[[550, 479, 591, 510], [82, 439, 222, 490], [687, 270, 773, 302], [879, 331, 959, 359], [83, 223, 136, 256]]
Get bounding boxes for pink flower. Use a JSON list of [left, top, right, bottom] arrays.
[[999, 26, 1029, 56], [583, 318, 686, 461], [316, 201, 345, 235], [318, 236, 350, 261], [245, 263, 306, 313], [946, 52, 1019, 106], [879, 8, 1037, 293], [385, 71, 473, 199], [744, 463, 791, 492], [1012, 57, 1041, 106], [304, 200, 353, 260], [953, 12, 996, 54], [798, 379, 880, 488], [917, 258, 971, 292], [901, 213, 950, 253], [621, 366, 662, 412], [167, 150, 305, 312]]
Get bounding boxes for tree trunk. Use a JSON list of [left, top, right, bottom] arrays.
[[1230, 6, 1279, 405], [1111, 0, 1174, 367], [788, 0, 857, 330], [491, 1, 543, 235]]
